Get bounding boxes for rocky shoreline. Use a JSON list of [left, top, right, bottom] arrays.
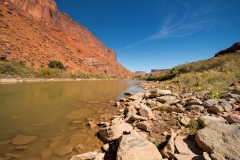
[[69, 81, 240, 160]]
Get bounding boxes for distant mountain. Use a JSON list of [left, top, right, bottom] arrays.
[[0, 0, 133, 77], [215, 42, 240, 57]]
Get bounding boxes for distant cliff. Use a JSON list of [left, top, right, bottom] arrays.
[[0, 0, 133, 76], [215, 42, 240, 57]]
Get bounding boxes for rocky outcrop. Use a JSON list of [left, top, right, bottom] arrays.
[[215, 42, 240, 57], [0, 0, 133, 77]]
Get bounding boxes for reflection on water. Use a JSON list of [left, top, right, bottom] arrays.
[[0, 80, 142, 160]]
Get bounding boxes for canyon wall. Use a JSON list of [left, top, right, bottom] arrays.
[[0, 0, 132, 76]]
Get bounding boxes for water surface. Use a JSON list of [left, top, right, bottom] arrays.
[[0, 80, 142, 160]]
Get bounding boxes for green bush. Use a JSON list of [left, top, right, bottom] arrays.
[[189, 118, 203, 135], [48, 60, 65, 70]]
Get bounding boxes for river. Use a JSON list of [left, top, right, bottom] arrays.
[[0, 80, 143, 160]]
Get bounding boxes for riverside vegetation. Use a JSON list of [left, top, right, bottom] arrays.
[[146, 53, 240, 93], [0, 60, 115, 80]]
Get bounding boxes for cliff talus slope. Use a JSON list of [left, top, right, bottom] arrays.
[[0, 0, 133, 77]]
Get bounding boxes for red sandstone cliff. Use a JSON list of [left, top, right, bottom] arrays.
[[0, 0, 133, 77]]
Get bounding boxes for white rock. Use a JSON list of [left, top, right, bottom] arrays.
[[69, 152, 98, 160]]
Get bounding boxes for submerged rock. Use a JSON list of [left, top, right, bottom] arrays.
[[11, 135, 37, 145]]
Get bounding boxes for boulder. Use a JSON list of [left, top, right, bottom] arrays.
[[116, 133, 162, 160], [202, 99, 218, 108], [98, 122, 133, 143], [11, 135, 37, 145], [225, 114, 240, 124], [198, 115, 226, 126], [139, 104, 154, 119], [184, 98, 203, 106], [195, 122, 240, 160], [69, 151, 98, 160]]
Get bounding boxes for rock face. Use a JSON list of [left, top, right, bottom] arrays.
[[195, 122, 240, 160], [215, 42, 240, 57], [0, 0, 133, 77], [117, 133, 162, 160]]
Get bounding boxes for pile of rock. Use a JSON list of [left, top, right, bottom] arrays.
[[69, 81, 240, 160]]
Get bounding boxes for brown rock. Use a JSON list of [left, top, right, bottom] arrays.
[[11, 135, 37, 145], [53, 144, 73, 157]]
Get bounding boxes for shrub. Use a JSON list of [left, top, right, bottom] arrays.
[[48, 60, 65, 70], [189, 118, 203, 135]]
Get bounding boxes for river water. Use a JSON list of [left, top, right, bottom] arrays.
[[0, 80, 143, 160]]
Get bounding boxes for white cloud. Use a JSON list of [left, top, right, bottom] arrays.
[[125, 2, 218, 49]]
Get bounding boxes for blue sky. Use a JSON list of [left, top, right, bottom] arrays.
[[55, 0, 240, 73]]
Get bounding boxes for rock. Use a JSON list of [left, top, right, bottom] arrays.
[[74, 144, 84, 153], [185, 98, 203, 106], [4, 153, 22, 159], [203, 99, 219, 108], [98, 122, 133, 143], [117, 133, 162, 160], [139, 104, 154, 119], [114, 102, 120, 107], [49, 141, 60, 148], [175, 135, 202, 156], [161, 131, 178, 159], [99, 113, 114, 120], [94, 152, 105, 160], [203, 152, 212, 160], [71, 120, 83, 125], [195, 122, 240, 160], [208, 104, 224, 114], [157, 89, 172, 95], [130, 114, 148, 121], [174, 154, 204, 160], [179, 116, 191, 126], [53, 144, 73, 157], [225, 114, 240, 124], [136, 121, 152, 131], [88, 121, 97, 128], [51, 135, 64, 141], [102, 143, 109, 152], [156, 96, 177, 104], [187, 105, 204, 112], [0, 140, 11, 147], [40, 148, 53, 158], [124, 92, 133, 96], [0, 78, 18, 83], [198, 115, 226, 126], [111, 117, 124, 125], [219, 102, 232, 112], [15, 145, 29, 150], [11, 135, 37, 145], [69, 151, 98, 160]]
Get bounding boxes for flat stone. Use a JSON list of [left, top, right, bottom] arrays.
[[220, 102, 232, 112], [156, 96, 177, 104], [69, 151, 98, 160], [11, 135, 37, 145], [49, 141, 60, 148], [15, 145, 29, 150], [51, 135, 64, 141], [117, 133, 162, 160], [4, 153, 22, 159], [40, 148, 53, 158], [53, 144, 73, 157], [157, 89, 172, 95], [175, 135, 202, 155], [203, 99, 219, 108], [198, 115, 226, 126]]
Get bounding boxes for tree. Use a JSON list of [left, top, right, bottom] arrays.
[[48, 60, 65, 70]]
